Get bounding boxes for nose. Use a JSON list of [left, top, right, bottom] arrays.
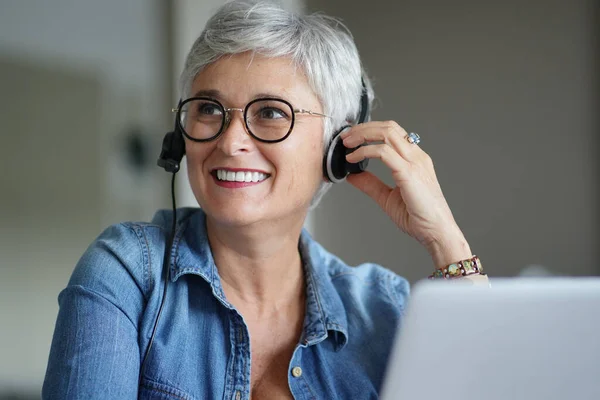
[[216, 108, 253, 155]]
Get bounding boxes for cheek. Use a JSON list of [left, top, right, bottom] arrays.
[[185, 141, 213, 167], [309, 139, 324, 180], [284, 133, 324, 193], [185, 155, 202, 199], [184, 143, 212, 185]]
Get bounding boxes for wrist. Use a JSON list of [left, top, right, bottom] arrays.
[[426, 230, 472, 270]]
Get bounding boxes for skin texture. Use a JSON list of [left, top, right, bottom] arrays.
[[184, 51, 487, 398]]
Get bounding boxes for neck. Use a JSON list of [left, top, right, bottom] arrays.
[[206, 213, 307, 314]]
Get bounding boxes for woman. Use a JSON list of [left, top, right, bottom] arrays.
[[43, 1, 488, 399]]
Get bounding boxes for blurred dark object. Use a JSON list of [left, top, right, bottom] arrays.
[[123, 126, 150, 172]]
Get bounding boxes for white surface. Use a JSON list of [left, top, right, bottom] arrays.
[[381, 278, 600, 400]]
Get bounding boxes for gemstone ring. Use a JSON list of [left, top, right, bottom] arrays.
[[406, 132, 421, 145]]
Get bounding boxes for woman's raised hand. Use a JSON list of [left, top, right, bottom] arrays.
[[341, 121, 472, 268]]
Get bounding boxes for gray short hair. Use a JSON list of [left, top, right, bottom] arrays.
[[180, 0, 374, 208]]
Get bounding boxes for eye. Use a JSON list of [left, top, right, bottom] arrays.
[[257, 106, 288, 120], [196, 101, 222, 116]]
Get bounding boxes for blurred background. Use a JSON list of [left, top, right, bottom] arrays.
[[0, 0, 597, 397]]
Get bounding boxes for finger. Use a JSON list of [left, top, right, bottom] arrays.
[[346, 143, 411, 180], [346, 171, 394, 210], [341, 121, 421, 161], [341, 121, 404, 149]]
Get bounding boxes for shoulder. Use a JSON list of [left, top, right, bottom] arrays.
[[68, 207, 202, 299], [302, 232, 410, 314], [301, 233, 409, 385], [329, 253, 409, 313], [330, 260, 410, 311]]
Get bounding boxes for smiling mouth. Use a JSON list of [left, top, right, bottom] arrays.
[[212, 169, 270, 183]]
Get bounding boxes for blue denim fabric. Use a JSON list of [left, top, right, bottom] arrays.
[[42, 208, 409, 399]]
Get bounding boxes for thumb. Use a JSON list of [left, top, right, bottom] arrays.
[[346, 171, 392, 210]]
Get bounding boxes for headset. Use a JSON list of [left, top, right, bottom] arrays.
[[139, 79, 371, 384], [157, 79, 370, 179]]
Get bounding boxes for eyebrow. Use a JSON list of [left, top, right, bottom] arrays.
[[191, 89, 221, 98], [190, 89, 289, 103], [254, 92, 286, 100]]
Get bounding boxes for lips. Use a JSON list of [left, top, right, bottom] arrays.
[[214, 169, 269, 183]]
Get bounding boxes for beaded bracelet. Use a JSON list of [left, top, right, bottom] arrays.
[[428, 255, 484, 279]]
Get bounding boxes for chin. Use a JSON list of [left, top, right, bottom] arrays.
[[202, 197, 311, 230], [201, 199, 269, 228]]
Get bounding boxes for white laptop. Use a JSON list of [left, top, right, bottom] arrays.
[[380, 278, 600, 400]]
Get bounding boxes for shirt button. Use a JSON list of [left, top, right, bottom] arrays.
[[291, 366, 303, 378], [235, 390, 241, 400]]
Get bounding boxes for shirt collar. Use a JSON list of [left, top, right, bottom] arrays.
[[168, 208, 349, 350], [168, 209, 230, 309], [298, 229, 349, 351]]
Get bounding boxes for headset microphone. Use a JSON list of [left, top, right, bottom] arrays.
[[157, 117, 185, 173]]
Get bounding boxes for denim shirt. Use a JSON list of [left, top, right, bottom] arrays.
[[43, 208, 409, 399]]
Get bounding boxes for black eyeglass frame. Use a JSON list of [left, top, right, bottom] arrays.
[[173, 96, 330, 144]]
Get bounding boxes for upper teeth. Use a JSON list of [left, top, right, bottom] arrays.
[[216, 170, 268, 183]]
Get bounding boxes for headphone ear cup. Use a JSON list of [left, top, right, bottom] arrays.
[[345, 148, 369, 174], [323, 126, 370, 183], [157, 129, 185, 173], [323, 131, 348, 183]]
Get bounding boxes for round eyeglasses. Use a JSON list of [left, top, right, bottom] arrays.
[[174, 97, 330, 143]]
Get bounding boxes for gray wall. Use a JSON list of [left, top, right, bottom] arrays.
[[306, 0, 599, 283], [0, 0, 171, 396], [0, 58, 103, 397]]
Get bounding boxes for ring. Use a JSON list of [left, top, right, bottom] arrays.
[[406, 132, 421, 145]]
